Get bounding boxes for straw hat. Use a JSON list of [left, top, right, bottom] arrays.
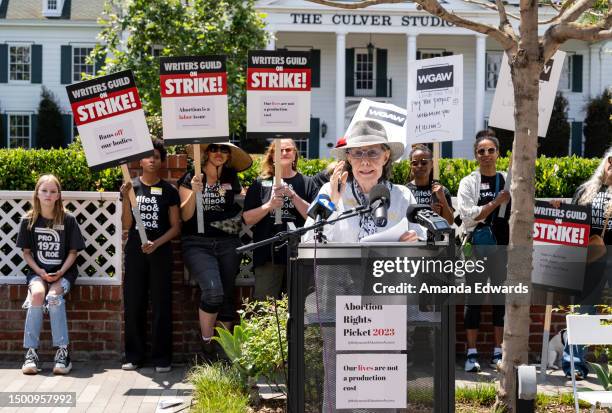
[[187, 142, 253, 172], [330, 120, 404, 162]]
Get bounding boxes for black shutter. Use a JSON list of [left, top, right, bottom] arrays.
[[345, 48, 354, 97], [375, 48, 387, 98], [61, 45, 72, 84], [31, 114, 38, 148], [571, 55, 583, 93], [31, 45, 42, 84], [0, 44, 7, 83], [442, 51, 453, 56], [571, 121, 583, 155], [416, 51, 421, 60], [442, 142, 453, 158], [62, 114, 73, 146], [309, 117, 320, 159], [0, 114, 6, 148], [310, 49, 320, 88]]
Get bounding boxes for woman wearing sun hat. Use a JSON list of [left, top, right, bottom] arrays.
[[304, 119, 426, 242], [177, 142, 252, 358]]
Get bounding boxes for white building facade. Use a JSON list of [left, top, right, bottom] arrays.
[[0, 0, 103, 149], [256, 0, 612, 159]]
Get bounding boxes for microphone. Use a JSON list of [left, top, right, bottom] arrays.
[[368, 184, 390, 227], [307, 193, 336, 221], [406, 204, 452, 236]]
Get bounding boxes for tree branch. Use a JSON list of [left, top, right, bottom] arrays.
[[304, 0, 406, 9], [495, 0, 518, 40], [461, 0, 520, 21], [557, 0, 597, 24]]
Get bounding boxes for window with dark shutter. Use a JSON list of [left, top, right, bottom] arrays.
[[61, 45, 72, 84], [375, 48, 387, 97]]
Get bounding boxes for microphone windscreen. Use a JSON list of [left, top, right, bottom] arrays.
[[368, 184, 390, 207], [405, 204, 432, 222]]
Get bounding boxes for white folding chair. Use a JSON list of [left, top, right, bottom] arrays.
[[566, 314, 612, 413]]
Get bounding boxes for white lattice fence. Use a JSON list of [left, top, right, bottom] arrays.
[[0, 191, 122, 285]]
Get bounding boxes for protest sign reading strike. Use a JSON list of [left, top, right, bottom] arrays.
[[345, 99, 407, 148], [488, 51, 566, 137], [67, 70, 153, 171], [531, 200, 590, 293], [160, 56, 229, 144], [406, 54, 463, 146], [246, 50, 311, 138]]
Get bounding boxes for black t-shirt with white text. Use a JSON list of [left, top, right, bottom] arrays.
[[177, 168, 242, 238], [129, 178, 180, 240], [406, 182, 453, 209], [573, 185, 612, 244], [477, 173, 510, 244], [16, 213, 86, 285], [244, 173, 318, 267]]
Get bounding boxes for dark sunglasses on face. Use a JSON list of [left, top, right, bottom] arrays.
[[607, 156, 612, 164], [208, 144, 230, 154], [477, 147, 497, 156], [411, 158, 432, 167]]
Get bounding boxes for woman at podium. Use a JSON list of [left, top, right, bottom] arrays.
[[303, 119, 426, 242]]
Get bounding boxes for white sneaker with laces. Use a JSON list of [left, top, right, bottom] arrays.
[[465, 352, 481, 372], [53, 347, 72, 375], [22, 348, 41, 375]]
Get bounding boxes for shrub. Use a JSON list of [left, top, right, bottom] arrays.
[[188, 362, 249, 413], [539, 92, 570, 157], [583, 89, 612, 158], [36, 87, 65, 149]]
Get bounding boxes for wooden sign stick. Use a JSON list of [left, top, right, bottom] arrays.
[[432, 142, 441, 181], [193, 144, 205, 234], [274, 138, 282, 225], [120, 164, 148, 244]]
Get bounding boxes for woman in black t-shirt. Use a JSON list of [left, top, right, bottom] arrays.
[[243, 138, 318, 300], [406, 144, 454, 225], [178, 142, 252, 356], [119, 139, 180, 372]]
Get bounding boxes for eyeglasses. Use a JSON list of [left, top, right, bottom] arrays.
[[346, 148, 384, 159], [208, 144, 230, 154], [411, 159, 432, 167], [279, 148, 295, 154], [477, 147, 497, 156]]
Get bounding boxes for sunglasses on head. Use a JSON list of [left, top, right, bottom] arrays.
[[411, 159, 432, 167], [477, 147, 497, 156], [207, 144, 230, 154]]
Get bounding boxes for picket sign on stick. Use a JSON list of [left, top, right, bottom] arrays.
[[120, 164, 148, 244], [539, 291, 554, 380], [193, 144, 205, 234], [432, 142, 441, 181], [274, 138, 282, 225]]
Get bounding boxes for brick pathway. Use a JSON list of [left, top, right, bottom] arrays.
[[0, 362, 193, 413]]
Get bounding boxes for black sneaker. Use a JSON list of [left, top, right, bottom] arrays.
[[22, 348, 41, 375], [53, 347, 72, 375]]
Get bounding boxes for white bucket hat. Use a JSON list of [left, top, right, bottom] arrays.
[[330, 120, 405, 162]]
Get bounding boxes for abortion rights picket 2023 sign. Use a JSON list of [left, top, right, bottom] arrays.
[[406, 54, 463, 146], [246, 50, 311, 139], [67, 70, 153, 171], [160, 56, 229, 144]]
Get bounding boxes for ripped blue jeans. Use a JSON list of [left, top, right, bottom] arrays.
[[23, 276, 71, 349]]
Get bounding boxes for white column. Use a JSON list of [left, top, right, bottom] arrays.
[[589, 44, 602, 98], [266, 31, 276, 51], [406, 34, 417, 110], [335, 31, 346, 139], [475, 35, 486, 133]]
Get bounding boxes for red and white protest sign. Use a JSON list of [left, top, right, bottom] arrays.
[[246, 50, 311, 139], [160, 56, 229, 144], [532, 201, 591, 293], [66, 70, 153, 171]]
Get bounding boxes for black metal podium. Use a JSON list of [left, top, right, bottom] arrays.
[[288, 242, 455, 413]]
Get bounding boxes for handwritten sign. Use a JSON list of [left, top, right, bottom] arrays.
[[406, 54, 463, 146], [66, 70, 153, 171], [488, 51, 566, 137], [160, 55, 229, 144]]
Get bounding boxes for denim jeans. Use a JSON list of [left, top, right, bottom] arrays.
[[23, 276, 71, 349]]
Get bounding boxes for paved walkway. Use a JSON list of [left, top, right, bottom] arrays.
[[0, 362, 193, 413]]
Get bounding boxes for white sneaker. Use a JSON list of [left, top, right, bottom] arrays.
[[22, 348, 41, 375], [465, 352, 481, 373], [53, 347, 72, 375], [121, 362, 139, 371], [155, 365, 172, 373]]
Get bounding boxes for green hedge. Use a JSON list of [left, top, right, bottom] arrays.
[[0, 147, 600, 198]]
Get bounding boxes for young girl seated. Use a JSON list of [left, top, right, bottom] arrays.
[[16, 174, 85, 375]]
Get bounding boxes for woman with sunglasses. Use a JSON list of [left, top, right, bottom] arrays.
[[243, 138, 318, 300], [457, 129, 511, 373], [177, 142, 252, 359], [407, 144, 454, 225]]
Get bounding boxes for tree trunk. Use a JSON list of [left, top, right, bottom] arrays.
[[496, 53, 542, 412]]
